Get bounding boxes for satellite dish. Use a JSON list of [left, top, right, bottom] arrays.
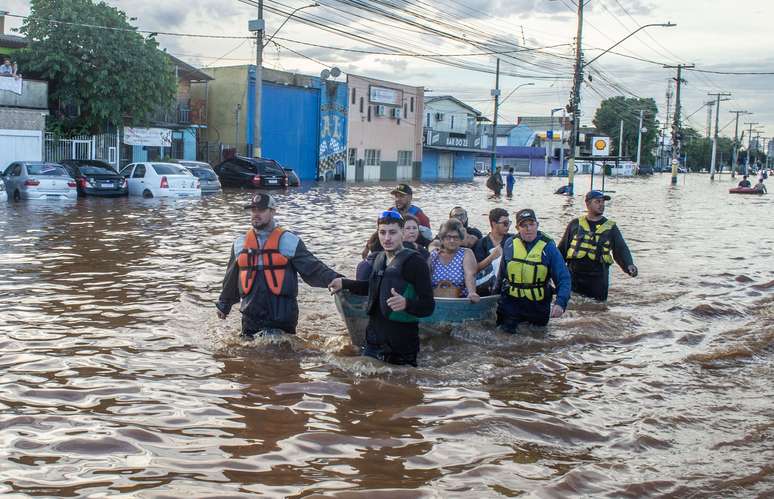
[[330, 66, 341, 78], [320, 69, 330, 80]]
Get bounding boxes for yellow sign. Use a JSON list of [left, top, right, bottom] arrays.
[[592, 136, 610, 156]]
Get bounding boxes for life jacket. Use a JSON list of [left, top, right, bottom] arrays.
[[506, 235, 551, 301], [237, 227, 288, 296], [368, 249, 419, 323], [565, 217, 615, 265]]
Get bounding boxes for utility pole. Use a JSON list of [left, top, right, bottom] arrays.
[[566, 0, 585, 196], [705, 101, 713, 138], [490, 58, 501, 174], [636, 109, 644, 168], [664, 64, 694, 184], [249, 0, 265, 158], [618, 119, 624, 159], [660, 79, 673, 170], [708, 92, 731, 180], [729, 110, 749, 178], [745, 121, 759, 176]]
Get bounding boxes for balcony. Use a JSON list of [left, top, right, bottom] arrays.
[[150, 101, 206, 127], [0, 78, 48, 110]]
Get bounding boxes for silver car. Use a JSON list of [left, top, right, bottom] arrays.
[[2, 161, 77, 201], [175, 160, 222, 194]]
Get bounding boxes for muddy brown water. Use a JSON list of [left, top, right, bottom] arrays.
[[1, 175, 772, 497]]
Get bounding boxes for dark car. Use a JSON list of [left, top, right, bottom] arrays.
[[60, 159, 128, 197], [173, 160, 222, 193], [214, 156, 288, 189], [637, 165, 654, 176], [283, 168, 301, 187]]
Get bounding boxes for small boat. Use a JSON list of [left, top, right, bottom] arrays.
[[333, 290, 499, 347], [729, 187, 766, 194]]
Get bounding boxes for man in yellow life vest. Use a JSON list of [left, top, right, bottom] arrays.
[[558, 190, 638, 302], [216, 193, 342, 338], [494, 209, 571, 331]]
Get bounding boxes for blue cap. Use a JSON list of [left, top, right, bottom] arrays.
[[585, 190, 611, 201]]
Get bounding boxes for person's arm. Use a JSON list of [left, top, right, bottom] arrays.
[[402, 255, 435, 317], [609, 225, 636, 275], [340, 278, 369, 295], [416, 210, 431, 229], [556, 220, 576, 259], [462, 248, 480, 302], [493, 237, 514, 294], [292, 238, 343, 287], [476, 241, 502, 271], [216, 246, 241, 317], [545, 242, 571, 311]]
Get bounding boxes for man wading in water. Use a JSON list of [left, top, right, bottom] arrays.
[[216, 194, 342, 337], [329, 211, 435, 366]]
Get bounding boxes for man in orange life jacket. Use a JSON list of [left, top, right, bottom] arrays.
[[216, 193, 342, 337]]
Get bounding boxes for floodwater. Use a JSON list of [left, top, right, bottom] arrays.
[[1, 174, 772, 498]]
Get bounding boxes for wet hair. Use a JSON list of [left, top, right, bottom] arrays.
[[437, 218, 466, 242], [488, 207, 509, 224]]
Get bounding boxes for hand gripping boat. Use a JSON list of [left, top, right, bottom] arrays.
[[729, 187, 766, 194], [333, 290, 499, 347]]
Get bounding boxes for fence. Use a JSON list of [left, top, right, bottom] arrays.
[[44, 132, 120, 170]]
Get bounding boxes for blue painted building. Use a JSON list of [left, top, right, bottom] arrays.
[[422, 96, 485, 181]]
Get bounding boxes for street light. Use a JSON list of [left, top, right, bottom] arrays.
[[264, 3, 319, 48], [584, 23, 676, 68], [548, 107, 563, 172], [500, 82, 535, 106]]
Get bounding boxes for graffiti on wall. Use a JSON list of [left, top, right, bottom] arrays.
[[319, 81, 348, 181]]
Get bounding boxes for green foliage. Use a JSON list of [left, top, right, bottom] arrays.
[[681, 127, 738, 171], [592, 96, 659, 165], [17, 0, 177, 134]]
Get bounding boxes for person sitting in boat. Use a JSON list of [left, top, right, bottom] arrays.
[[329, 211, 435, 367], [473, 208, 514, 296], [753, 178, 767, 193], [356, 214, 429, 280], [738, 175, 751, 188], [429, 219, 480, 303], [448, 206, 482, 248], [494, 208, 571, 332], [388, 183, 432, 243]]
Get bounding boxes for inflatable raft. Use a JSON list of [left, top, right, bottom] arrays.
[[729, 187, 766, 194], [333, 290, 498, 347]]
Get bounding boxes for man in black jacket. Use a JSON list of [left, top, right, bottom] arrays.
[[216, 194, 342, 337], [329, 211, 435, 366], [557, 191, 638, 301]]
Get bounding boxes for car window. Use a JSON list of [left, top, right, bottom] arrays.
[[79, 166, 116, 175], [132, 165, 146, 178], [152, 164, 189, 175], [261, 162, 284, 176], [119, 165, 134, 177], [190, 168, 217, 180], [27, 164, 68, 176]]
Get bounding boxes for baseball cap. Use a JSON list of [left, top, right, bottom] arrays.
[[516, 208, 538, 225], [391, 183, 413, 196], [243, 193, 276, 210], [585, 190, 611, 202]]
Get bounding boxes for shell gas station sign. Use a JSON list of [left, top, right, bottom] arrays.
[[592, 136, 610, 156]]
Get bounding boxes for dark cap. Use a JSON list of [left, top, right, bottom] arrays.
[[391, 183, 413, 196], [516, 208, 538, 224], [585, 190, 611, 202], [243, 193, 276, 210]]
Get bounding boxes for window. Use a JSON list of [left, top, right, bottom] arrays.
[[152, 164, 189, 175], [365, 149, 381, 166], [359, 96, 364, 113], [27, 164, 68, 176], [426, 112, 431, 127], [132, 165, 146, 178], [367, 105, 371, 122], [11, 164, 22, 176], [119, 165, 133, 177], [404, 103, 408, 117], [351, 88, 356, 104], [398, 151, 412, 166], [410, 97, 414, 113], [450, 115, 455, 129], [348, 148, 357, 166]]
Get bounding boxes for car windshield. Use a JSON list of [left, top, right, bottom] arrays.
[[152, 164, 190, 175], [261, 162, 284, 176], [27, 164, 68, 176], [79, 166, 116, 175], [190, 168, 217, 180]]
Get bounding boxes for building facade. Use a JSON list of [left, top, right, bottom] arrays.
[[198, 66, 347, 181], [421, 96, 483, 181], [346, 74, 423, 182]]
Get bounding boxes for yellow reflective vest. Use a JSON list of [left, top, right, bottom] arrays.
[[506, 235, 550, 301], [565, 217, 615, 265]]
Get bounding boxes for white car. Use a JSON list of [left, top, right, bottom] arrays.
[[120, 162, 201, 198], [2, 161, 77, 201], [0, 177, 7, 202]]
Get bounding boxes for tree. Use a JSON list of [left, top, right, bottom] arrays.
[[17, 0, 177, 134], [681, 127, 736, 172], [592, 96, 659, 165]]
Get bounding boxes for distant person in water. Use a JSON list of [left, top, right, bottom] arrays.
[[738, 175, 751, 188], [486, 167, 503, 198], [506, 167, 515, 198], [753, 178, 767, 193]]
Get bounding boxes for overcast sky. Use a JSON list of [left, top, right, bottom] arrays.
[[4, 0, 773, 139]]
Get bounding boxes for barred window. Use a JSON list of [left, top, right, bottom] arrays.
[[398, 150, 412, 166], [365, 149, 381, 166]]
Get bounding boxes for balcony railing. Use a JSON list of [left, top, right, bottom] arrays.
[[150, 101, 206, 126], [0, 78, 48, 109]]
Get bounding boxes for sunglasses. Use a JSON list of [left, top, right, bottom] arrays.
[[378, 210, 404, 221]]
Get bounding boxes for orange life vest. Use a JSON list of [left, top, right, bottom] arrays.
[[237, 227, 288, 296]]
